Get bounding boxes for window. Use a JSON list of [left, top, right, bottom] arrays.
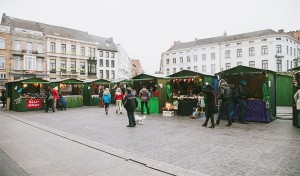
[[50, 59, 56, 73], [294, 49, 296, 57], [106, 60, 109, 67], [173, 68, 176, 73], [111, 60, 115, 68], [261, 46, 268, 54], [237, 62, 242, 66], [92, 48, 95, 57], [61, 44, 66, 54], [276, 38, 281, 40], [225, 50, 230, 58], [111, 70, 115, 79], [14, 41, 20, 50], [24, 55, 36, 70], [166, 59, 169, 64], [262, 60, 268, 70], [261, 39, 267, 41], [37, 58, 43, 71], [106, 70, 109, 79], [276, 45, 282, 53], [187, 56, 191, 62], [0, 56, 5, 69], [71, 61, 76, 72], [0, 73, 6, 79], [88, 47, 91, 57], [60, 60, 66, 71], [100, 70, 103, 78], [187, 67, 190, 70], [180, 57, 183, 63], [14, 56, 21, 70], [202, 65, 206, 72], [287, 60, 289, 70], [211, 64, 216, 74], [276, 60, 282, 72], [225, 63, 231, 70], [202, 54, 206, 60], [180, 67, 183, 71], [97, 59, 102, 67], [80, 62, 85, 74], [166, 68, 169, 75], [286, 46, 289, 55], [37, 44, 43, 53], [237, 49, 242, 57], [211, 52, 215, 60], [0, 38, 5, 49], [81, 47, 85, 56], [99, 51, 103, 57], [290, 47, 292, 56], [27, 42, 32, 52], [50, 42, 55, 53], [71, 45, 76, 55], [249, 47, 255, 56], [249, 61, 255, 68], [105, 52, 109, 58], [111, 53, 115, 58], [193, 55, 198, 62], [173, 58, 176, 64], [194, 66, 198, 71]]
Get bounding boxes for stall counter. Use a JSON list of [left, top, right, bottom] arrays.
[[136, 97, 159, 114], [12, 97, 46, 112], [63, 95, 83, 108], [176, 98, 198, 116]]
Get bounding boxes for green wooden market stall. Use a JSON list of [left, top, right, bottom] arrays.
[[216, 65, 276, 122], [50, 78, 84, 108], [5, 78, 50, 112], [129, 73, 167, 114], [83, 79, 110, 106], [292, 66, 300, 127], [166, 70, 218, 116], [276, 73, 293, 106]]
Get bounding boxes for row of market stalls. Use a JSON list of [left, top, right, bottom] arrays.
[[4, 65, 295, 126]]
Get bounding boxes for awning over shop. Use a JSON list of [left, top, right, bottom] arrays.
[[8, 77, 50, 84], [84, 79, 110, 84], [50, 78, 84, 84]]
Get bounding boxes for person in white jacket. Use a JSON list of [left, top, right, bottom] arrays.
[[293, 89, 300, 127]]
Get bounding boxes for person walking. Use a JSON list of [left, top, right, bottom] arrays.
[[123, 87, 138, 127], [294, 88, 300, 128], [98, 86, 104, 108], [237, 80, 248, 124], [45, 87, 55, 113], [1, 89, 6, 108], [59, 94, 67, 110], [114, 87, 124, 114], [216, 79, 231, 126], [139, 85, 150, 115], [52, 86, 59, 111], [202, 84, 217, 128], [102, 88, 111, 115]]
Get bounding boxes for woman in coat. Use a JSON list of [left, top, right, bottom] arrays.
[[294, 88, 300, 127], [202, 84, 217, 128], [102, 88, 111, 115]]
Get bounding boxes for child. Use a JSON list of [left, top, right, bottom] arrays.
[[59, 94, 67, 110]]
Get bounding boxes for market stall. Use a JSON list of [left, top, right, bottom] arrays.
[[276, 73, 293, 106], [216, 65, 276, 122], [129, 73, 167, 114], [292, 66, 300, 127], [166, 70, 218, 116], [50, 78, 84, 108], [83, 79, 110, 106], [5, 78, 50, 112]]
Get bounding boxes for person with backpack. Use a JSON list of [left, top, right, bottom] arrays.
[[237, 80, 248, 124], [102, 88, 111, 115], [216, 79, 231, 126], [139, 85, 150, 115], [45, 86, 55, 113], [123, 87, 138, 127], [202, 84, 217, 128]]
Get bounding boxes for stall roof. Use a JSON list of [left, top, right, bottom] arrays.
[[130, 73, 166, 81], [215, 65, 275, 76], [50, 78, 84, 84], [167, 70, 213, 78], [84, 79, 110, 84], [291, 66, 300, 71], [8, 77, 50, 84]]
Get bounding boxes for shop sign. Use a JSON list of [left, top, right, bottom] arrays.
[[26, 99, 42, 109]]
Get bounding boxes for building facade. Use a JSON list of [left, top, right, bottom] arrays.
[[132, 59, 143, 76], [116, 44, 134, 80], [0, 24, 10, 87], [161, 29, 299, 75]]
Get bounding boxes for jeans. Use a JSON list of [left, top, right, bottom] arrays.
[[141, 101, 150, 114], [217, 100, 230, 124], [127, 111, 136, 126], [238, 100, 247, 122]]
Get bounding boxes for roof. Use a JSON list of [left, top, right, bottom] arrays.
[[7, 78, 50, 84], [167, 70, 214, 78], [50, 78, 83, 84], [88, 35, 118, 52], [215, 65, 275, 76], [1, 15, 40, 31], [167, 29, 278, 51], [130, 73, 165, 81]]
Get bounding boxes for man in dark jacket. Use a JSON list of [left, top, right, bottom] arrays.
[[139, 86, 150, 115], [202, 84, 217, 128], [237, 80, 248, 124], [216, 79, 231, 126], [123, 87, 138, 127]]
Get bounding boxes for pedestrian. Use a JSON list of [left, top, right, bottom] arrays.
[[123, 87, 138, 127], [114, 87, 124, 114], [1, 89, 6, 108], [294, 88, 300, 128], [202, 84, 216, 128], [102, 88, 111, 115], [237, 80, 248, 124], [59, 94, 67, 110], [98, 86, 104, 108], [45, 87, 55, 113], [51, 86, 59, 111], [139, 85, 150, 115], [216, 79, 231, 126]]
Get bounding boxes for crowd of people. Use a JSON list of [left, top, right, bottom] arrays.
[[45, 85, 67, 113]]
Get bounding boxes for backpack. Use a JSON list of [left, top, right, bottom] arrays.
[[221, 86, 231, 101], [232, 87, 239, 102]]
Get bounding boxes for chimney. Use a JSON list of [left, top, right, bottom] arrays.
[[223, 31, 227, 37], [173, 41, 177, 45], [195, 38, 198, 41], [3, 13, 6, 17], [278, 29, 284, 33]]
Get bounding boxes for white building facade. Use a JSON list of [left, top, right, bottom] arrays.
[[116, 44, 134, 80]]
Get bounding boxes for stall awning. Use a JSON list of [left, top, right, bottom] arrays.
[[51, 78, 84, 84], [85, 79, 110, 84], [167, 70, 212, 78], [8, 77, 50, 84], [215, 65, 275, 76]]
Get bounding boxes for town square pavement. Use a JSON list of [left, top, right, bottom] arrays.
[[0, 106, 299, 176]]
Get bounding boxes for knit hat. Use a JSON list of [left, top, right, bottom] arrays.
[[241, 80, 246, 86]]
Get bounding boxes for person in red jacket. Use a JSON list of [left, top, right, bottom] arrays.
[[51, 86, 59, 111], [114, 87, 124, 114]]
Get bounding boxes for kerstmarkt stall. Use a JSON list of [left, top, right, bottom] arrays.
[[50, 78, 84, 108], [5, 78, 50, 112], [83, 79, 110, 106], [216, 65, 276, 122]]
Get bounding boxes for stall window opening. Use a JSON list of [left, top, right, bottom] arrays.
[[0, 38, 5, 49], [60, 60, 66, 72], [80, 62, 85, 75], [50, 59, 56, 73], [249, 61, 255, 68], [71, 61, 76, 72], [24, 55, 36, 70], [262, 60, 268, 70], [37, 58, 43, 71], [0, 56, 5, 69], [14, 56, 21, 70], [81, 47, 85, 56]]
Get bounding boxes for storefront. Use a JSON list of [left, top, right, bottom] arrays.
[[166, 70, 218, 116], [5, 78, 50, 112], [83, 79, 110, 106], [50, 78, 84, 108], [216, 65, 276, 122]]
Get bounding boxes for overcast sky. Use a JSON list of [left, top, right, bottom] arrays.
[[0, 0, 299, 73]]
